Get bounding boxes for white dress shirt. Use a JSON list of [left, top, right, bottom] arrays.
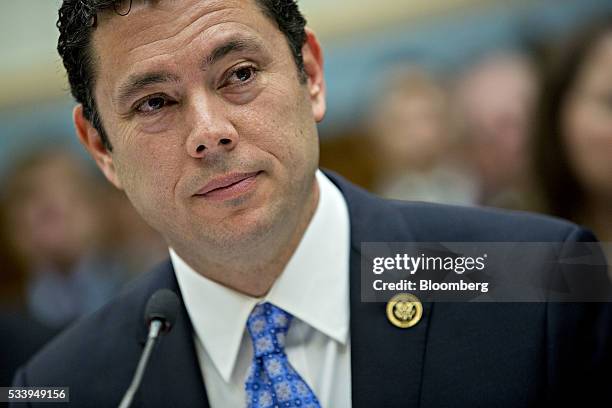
[[172, 170, 352, 408]]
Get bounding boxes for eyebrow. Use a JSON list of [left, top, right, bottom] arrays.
[[115, 36, 265, 108], [115, 72, 180, 108], [200, 36, 264, 70]]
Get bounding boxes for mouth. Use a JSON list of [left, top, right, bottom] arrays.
[[194, 171, 262, 201]]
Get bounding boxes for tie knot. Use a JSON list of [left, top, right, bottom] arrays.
[[246, 302, 292, 358]]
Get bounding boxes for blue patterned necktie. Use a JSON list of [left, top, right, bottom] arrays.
[[245, 302, 321, 408]]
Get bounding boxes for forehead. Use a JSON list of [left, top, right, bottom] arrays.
[[95, 0, 262, 41], [90, 0, 282, 90]]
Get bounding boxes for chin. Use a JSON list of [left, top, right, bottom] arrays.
[[199, 204, 282, 249]]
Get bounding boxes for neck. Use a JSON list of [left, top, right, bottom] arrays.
[[32, 252, 81, 277], [173, 179, 320, 297], [577, 197, 612, 242]]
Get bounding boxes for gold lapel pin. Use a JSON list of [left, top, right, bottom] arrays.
[[386, 293, 423, 329]]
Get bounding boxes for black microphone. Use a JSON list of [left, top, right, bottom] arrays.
[[118, 289, 180, 408]]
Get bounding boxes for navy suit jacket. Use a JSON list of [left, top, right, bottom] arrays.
[[12, 173, 612, 407]]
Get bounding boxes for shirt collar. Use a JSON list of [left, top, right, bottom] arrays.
[[172, 170, 350, 382]]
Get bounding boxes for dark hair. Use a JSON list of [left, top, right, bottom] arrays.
[[532, 16, 612, 221], [57, 0, 307, 152]]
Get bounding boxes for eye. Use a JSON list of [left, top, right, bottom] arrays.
[[224, 65, 257, 88], [135, 95, 171, 114]]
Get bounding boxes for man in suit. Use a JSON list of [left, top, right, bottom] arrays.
[[12, 0, 611, 407]]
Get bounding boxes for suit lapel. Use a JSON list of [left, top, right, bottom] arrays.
[[349, 245, 434, 408], [132, 261, 210, 407], [327, 173, 434, 408]]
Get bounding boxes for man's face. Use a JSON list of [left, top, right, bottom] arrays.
[[77, 0, 325, 256]]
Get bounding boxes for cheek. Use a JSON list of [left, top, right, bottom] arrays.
[[242, 80, 318, 169], [112, 137, 183, 227]]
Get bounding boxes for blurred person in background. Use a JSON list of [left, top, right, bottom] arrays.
[[532, 17, 612, 271], [0, 312, 58, 387], [1, 149, 127, 329], [454, 52, 539, 209], [0, 224, 57, 387], [0, 148, 166, 385], [0, 225, 27, 308], [369, 67, 477, 205]]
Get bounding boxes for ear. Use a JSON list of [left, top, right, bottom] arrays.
[[73, 104, 123, 189], [301, 28, 326, 122]]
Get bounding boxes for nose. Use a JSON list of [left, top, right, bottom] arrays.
[[186, 95, 239, 158], [190, 136, 236, 158]]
